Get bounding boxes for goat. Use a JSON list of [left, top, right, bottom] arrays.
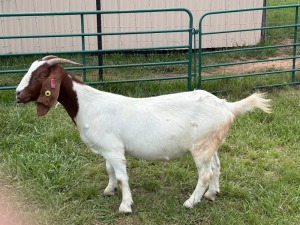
[[16, 56, 271, 213]]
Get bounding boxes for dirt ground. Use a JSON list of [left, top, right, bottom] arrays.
[[0, 180, 39, 225]]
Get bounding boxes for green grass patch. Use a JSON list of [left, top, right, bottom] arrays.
[[1, 85, 300, 225]]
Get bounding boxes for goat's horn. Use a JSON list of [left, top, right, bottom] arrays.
[[42, 55, 58, 60], [46, 58, 82, 66]]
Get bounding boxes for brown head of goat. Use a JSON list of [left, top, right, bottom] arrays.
[[16, 55, 81, 117]]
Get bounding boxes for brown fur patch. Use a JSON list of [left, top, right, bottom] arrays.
[[36, 67, 64, 116], [117, 180, 123, 190], [191, 117, 233, 163]]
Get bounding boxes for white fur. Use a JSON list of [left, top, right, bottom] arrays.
[[74, 83, 227, 160], [16, 61, 45, 92]]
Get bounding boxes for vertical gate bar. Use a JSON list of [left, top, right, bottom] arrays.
[[80, 14, 87, 82], [187, 28, 192, 91], [261, 0, 267, 41], [96, 0, 103, 81], [187, 12, 194, 91], [193, 29, 197, 88], [197, 25, 203, 89], [292, 6, 299, 83]]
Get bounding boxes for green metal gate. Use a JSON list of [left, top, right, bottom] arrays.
[[197, 4, 300, 91], [0, 8, 194, 91]]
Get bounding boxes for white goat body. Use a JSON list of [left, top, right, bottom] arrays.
[[16, 56, 271, 213], [74, 83, 262, 160]]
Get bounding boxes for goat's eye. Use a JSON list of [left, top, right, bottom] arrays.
[[35, 73, 46, 80]]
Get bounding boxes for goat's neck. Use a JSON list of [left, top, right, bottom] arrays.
[[57, 74, 80, 124]]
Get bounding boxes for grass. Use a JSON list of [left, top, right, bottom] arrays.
[[1, 85, 300, 225], [267, 0, 300, 41]]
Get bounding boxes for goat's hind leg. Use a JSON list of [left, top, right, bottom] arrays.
[[183, 129, 227, 209], [204, 152, 220, 201], [103, 161, 118, 196], [183, 160, 213, 208], [183, 142, 214, 208]]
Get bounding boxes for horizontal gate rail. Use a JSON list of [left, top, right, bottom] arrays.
[[0, 45, 191, 58], [0, 29, 192, 40], [203, 56, 300, 69]]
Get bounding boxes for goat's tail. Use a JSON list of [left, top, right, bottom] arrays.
[[229, 93, 271, 116]]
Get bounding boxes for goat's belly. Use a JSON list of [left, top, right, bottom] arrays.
[[125, 145, 189, 161], [122, 127, 194, 160]]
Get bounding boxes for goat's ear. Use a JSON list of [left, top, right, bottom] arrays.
[[36, 72, 63, 116]]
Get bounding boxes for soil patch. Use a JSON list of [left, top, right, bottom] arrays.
[[0, 179, 39, 225]]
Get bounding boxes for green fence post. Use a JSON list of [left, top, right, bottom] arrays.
[[187, 11, 193, 91], [193, 28, 198, 88], [197, 22, 203, 89], [80, 14, 87, 82], [292, 6, 299, 83]]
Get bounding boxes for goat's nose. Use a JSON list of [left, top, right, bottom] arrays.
[[16, 91, 21, 96]]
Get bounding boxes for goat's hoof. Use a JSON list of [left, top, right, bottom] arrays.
[[119, 202, 132, 214], [183, 200, 194, 208], [204, 192, 215, 201], [204, 190, 219, 201], [103, 187, 117, 196]]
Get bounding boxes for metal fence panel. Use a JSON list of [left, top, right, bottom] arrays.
[[197, 4, 300, 90], [0, 8, 194, 90]]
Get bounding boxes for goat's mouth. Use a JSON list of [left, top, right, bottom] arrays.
[[16, 95, 31, 104]]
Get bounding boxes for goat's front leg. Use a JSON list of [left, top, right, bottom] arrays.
[[103, 161, 118, 196], [204, 152, 220, 201], [105, 153, 133, 213]]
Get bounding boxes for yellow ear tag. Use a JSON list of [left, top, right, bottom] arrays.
[[45, 90, 51, 97]]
